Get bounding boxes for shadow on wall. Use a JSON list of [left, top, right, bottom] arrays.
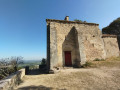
[[17, 85, 66, 90], [62, 26, 81, 67], [25, 67, 48, 75], [25, 65, 48, 75], [27, 69, 44, 75]]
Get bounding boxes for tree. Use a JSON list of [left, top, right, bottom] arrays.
[[0, 56, 24, 80], [0, 58, 9, 67], [10, 56, 23, 71], [0, 59, 10, 79], [102, 17, 120, 35], [40, 58, 46, 66]]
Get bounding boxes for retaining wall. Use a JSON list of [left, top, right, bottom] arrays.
[[0, 69, 25, 90]]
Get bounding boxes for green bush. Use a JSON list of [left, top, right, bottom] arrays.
[[94, 58, 105, 61], [82, 61, 93, 68], [94, 58, 101, 61], [0, 67, 15, 80], [40, 58, 46, 66], [39, 58, 47, 69], [101, 59, 105, 61]]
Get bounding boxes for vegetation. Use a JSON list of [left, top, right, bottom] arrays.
[[82, 61, 93, 68], [40, 58, 47, 66], [39, 58, 47, 68], [10, 56, 23, 71], [18, 58, 46, 70], [82, 56, 120, 68], [102, 17, 120, 35], [0, 56, 23, 80], [74, 19, 87, 23], [0, 57, 46, 79], [94, 58, 105, 61], [18, 60, 41, 69], [93, 56, 120, 67]]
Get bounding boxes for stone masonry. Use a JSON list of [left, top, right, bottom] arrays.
[[47, 16, 120, 70]]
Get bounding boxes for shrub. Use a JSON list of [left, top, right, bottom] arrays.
[[101, 59, 105, 61], [0, 56, 24, 80], [82, 61, 93, 68], [94, 58, 101, 61], [0, 67, 15, 80], [39, 58, 47, 69], [40, 58, 46, 66], [94, 58, 105, 61]]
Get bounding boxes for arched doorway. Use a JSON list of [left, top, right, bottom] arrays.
[[62, 27, 80, 67]]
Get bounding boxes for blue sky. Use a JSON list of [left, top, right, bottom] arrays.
[[0, 0, 120, 60]]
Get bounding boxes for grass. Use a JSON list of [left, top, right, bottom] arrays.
[[82, 61, 93, 68], [94, 58, 105, 61], [83, 56, 120, 68]]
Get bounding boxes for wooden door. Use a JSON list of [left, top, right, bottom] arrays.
[[65, 51, 72, 66]]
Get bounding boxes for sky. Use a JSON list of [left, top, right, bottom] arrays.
[[0, 0, 120, 60]]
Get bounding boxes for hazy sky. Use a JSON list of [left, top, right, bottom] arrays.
[[0, 0, 120, 60]]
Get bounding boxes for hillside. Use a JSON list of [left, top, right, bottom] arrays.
[[102, 17, 120, 35]]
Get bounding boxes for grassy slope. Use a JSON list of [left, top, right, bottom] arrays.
[[87, 56, 120, 68]]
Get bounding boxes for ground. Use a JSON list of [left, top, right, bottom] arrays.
[[15, 57, 120, 90]]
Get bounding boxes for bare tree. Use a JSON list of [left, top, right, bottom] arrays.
[[0, 56, 24, 80], [10, 56, 23, 71]]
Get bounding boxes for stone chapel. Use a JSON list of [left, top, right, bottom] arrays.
[[47, 16, 119, 70]]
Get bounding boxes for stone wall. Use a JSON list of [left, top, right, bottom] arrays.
[[83, 30, 106, 61], [102, 36, 119, 58], [0, 69, 25, 90], [47, 19, 106, 69]]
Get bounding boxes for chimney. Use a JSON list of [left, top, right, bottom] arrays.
[[64, 16, 69, 21]]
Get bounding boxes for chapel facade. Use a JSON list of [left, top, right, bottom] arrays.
[[47, 16, 119, 70]]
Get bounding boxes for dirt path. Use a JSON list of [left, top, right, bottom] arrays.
[[15, 67, 120, 90]]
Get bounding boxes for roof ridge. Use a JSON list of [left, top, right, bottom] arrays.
[[46, 19, 99, 25]]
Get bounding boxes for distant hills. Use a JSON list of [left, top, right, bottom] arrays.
[[19, 60, 41, 68], [23, 60, 41, 63]]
